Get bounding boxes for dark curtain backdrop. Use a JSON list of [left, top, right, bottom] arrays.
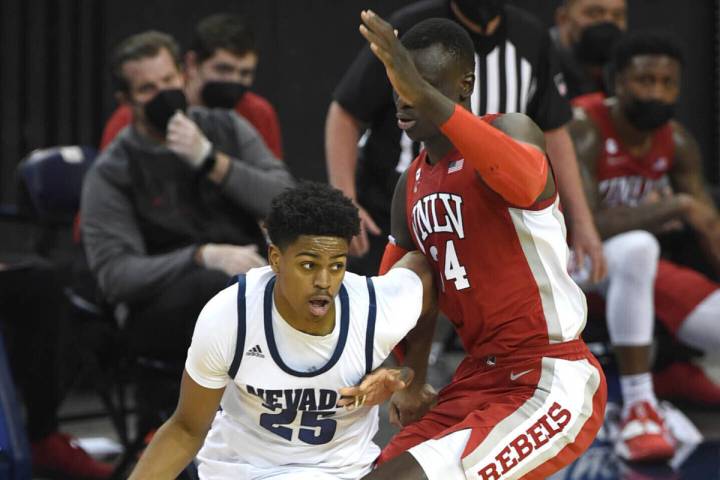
[[0, 0, 717, 203]]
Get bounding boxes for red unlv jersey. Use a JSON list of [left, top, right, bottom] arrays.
[[579, 98, 675, 209], [405, 132, 587, 359]]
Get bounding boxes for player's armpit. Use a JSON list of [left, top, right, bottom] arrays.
[[440, 105, 548, 207]]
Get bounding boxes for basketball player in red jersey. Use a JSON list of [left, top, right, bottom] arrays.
[[357, 11, 606, 480], [569, 31, 720, 461]]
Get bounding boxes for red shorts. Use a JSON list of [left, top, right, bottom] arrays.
[[655, 259, 718, 334], [379, 340, 606, 480]]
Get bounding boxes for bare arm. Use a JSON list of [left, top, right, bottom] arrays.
[[325, 101, 381, 255], [129, 371, 225, 480], [326, 102, 363, 200], [545, 126, 606, 282], [670, 121, 720, 271]]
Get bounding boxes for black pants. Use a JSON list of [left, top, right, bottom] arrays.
[[127, 268, 231, 362], [0, 259, 64, 441], [126, 268, 230, 431]]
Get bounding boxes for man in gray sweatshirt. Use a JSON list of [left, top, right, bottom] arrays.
[[81, 31, 293, 388]]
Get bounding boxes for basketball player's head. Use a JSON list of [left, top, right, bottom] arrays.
[[612, 31, 683, 131], [395, 18, 475, 143], [265, 182, 360, 321]]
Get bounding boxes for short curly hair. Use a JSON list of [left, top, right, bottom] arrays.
[[612, 31, 684, 75], [266, 182, 360, 249], [401, 18, 475, 72]]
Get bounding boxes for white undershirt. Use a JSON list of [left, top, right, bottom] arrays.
[[271, 299, 340, 372]]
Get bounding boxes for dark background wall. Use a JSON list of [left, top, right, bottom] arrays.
[[0, 0, 717, 203]]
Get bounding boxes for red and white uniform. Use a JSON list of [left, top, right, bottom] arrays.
[[581, 98, 718, 334], [380, 110, 606, 480]]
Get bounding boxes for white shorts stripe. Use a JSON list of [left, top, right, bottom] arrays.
[[463, 358, 601, 479], [408, 357, 601, 480]]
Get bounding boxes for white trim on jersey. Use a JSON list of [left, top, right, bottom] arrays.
[[409, 357, 602, 480], [507, 199, 587, 343]]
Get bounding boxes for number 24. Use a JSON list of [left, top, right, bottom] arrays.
[[443, 240, 469, 290]]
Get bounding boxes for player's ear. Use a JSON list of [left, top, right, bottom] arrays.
[[459, 71, 474, 101], [268, 244, 281, 273]]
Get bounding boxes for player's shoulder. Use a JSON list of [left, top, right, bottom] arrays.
[[492, 112, 545, 151], [244, 265, 276, 297], [195, 280, 240, 336]]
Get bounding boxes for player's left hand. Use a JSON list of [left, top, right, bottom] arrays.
[[569, 219, 606, 284], [166, 111, 213, 169], [337, 367, 414, 410], [359, 10, 426, 107]]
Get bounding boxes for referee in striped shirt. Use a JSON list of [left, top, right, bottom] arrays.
[[326, 0, 606, 283]]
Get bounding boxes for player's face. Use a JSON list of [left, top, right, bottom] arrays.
[[563, 0, 627, 43], [616, 55, 681, 106], [197, 48, 258, 88], [270, 235, 348, 323], [396, 45, 469, 143]]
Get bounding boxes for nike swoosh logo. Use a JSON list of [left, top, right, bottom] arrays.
[[510, 369, 533, 381]]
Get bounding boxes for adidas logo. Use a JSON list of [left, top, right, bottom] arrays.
[[246, 345, 265, 358]]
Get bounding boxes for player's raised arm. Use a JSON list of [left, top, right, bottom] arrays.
[[359, 10, 551, 207]]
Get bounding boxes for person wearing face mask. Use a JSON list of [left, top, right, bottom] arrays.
[[552, 0, 627, 100], [569, 32, 720, 462], [327, 0, 606, 292], [100, 14, 283, 160], [82, 31, 294, 432]]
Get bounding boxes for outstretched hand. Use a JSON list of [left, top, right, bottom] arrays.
[[359, 10, 426, 107], [337, 367, 414, 410]]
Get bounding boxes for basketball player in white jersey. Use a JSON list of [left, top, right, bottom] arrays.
[[128, 182, 437, 480]]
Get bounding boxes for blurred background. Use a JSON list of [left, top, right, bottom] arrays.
[[0, 0, 717, 200]]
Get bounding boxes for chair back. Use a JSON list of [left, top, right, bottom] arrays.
[[17, 146, 97, 224]]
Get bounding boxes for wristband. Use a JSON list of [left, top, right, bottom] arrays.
[[198, 146, 217, 176]]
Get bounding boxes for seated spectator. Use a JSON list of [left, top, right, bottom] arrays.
[[552, 0, 627, 100], [0, 256, 112, 478], [100, 14, 283, 160], [569, 31, 720, 462], [81, 31, 293, 426]]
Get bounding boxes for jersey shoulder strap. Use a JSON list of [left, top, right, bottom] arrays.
[[228, 274, 247, 379], [364, 277, 377, 375]]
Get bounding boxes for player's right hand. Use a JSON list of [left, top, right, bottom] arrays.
[[389, 383, 437, 428], [359, 10, 426, 108], [349, 205, 381, 257], [197, 243, 267, 276]]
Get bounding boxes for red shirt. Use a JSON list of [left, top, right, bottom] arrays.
[[99, 92, 283, 159], [404, 119, 586, 358], [578, 97, 675, 209]]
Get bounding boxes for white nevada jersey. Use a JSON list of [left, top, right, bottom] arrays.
[[185, 265, 423, 479]]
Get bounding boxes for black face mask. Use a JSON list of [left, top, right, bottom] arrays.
[[144, 89, 187, 134], [573, 22, 623, 66], [623, 98, 675, 131], [452, 0, 504, 32], [201, 81, 248, 109]]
